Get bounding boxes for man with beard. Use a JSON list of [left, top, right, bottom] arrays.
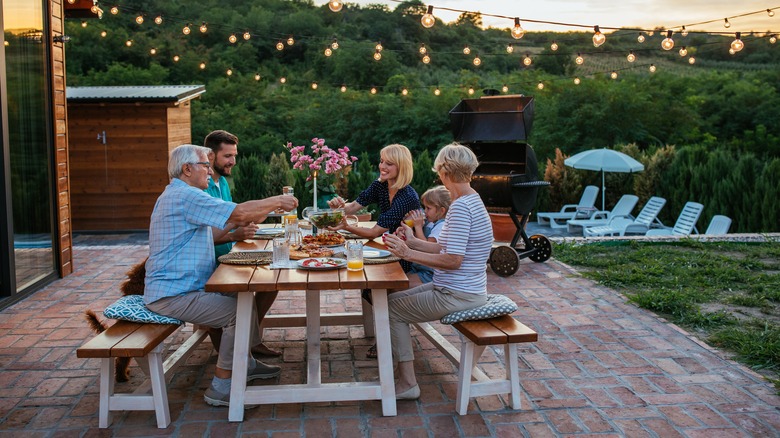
[[204, 130, 282, 358]]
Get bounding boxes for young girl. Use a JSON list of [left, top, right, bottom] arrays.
[[405, 186, 451, 284]]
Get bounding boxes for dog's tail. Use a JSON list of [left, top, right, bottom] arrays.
[[84, 309, 108, 334]]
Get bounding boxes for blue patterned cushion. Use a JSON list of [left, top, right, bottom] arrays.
[[440, 294, 518, 324], [103, 295, 182, 325]]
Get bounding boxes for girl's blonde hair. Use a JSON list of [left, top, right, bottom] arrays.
[[380, 144, 414, 189], [421, 185, 451, 211]]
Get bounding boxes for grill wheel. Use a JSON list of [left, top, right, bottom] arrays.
[[489, 246, 520, 277], [528, 234, 552, 262]]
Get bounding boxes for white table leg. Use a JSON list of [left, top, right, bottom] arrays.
[[371, 288, 397, 416], [228, 292, 254, 422], [306, 289, 321, 385]]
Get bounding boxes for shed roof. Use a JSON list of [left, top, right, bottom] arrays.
[[66, 85, 205, 104]]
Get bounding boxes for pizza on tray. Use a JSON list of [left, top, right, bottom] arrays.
[[289, 243, 335, 260], [302, 233, 345, 246]]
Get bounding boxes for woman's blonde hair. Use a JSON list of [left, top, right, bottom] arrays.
[[433, 143, 479, 183], [381, 144, 414, 189], [421, 185, 451, 211]]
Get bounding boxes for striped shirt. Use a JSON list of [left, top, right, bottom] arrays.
[[144, 178, 236, 304], [433, 194, 492, 294]]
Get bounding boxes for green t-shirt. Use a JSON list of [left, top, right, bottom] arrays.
[[204, 175, 233, 260]]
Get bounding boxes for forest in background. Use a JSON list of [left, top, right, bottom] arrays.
[[62, 0, 780, 231]]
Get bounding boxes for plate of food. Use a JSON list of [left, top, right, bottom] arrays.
[[296, 257, 347, 270], [289, 243, 335, 260], [256, 228, 283, 236], [302, 233, 345, 247], [363, 248, 391, 259]]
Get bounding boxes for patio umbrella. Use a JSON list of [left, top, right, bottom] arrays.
[[564, 148, 644, 210]]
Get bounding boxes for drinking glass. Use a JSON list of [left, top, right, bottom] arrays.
[[346, 241, 364, 271], [272, 237, 290, 266]]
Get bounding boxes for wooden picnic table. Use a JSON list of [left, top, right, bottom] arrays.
[[205, 226, 408, 421]]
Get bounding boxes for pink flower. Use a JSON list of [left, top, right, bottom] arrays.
[[284, 138, 359, 178]]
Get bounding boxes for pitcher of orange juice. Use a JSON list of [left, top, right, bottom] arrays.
[[346, 241, 364, 271]]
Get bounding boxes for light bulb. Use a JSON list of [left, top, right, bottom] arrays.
[[502, 84, 509, 93], [100, 30, 107, 37], [769, 9, 775, 17], [182, 25, 191, 35], [724, 18, 731, 28], [110, 6, 118, 15], [81, 21, 87, 28], [681, 26, 688, 37], [244, 32, 251, 40], [506, 43, 514, 54], [649, 64, 656, 73], [679, 46, 688, 57], [199, 23, 208, 33], [226, 69, 233, 76], [770, 35, 777, 44], [688, 57, 696, 64], [276, 41, 284, 51], [340, 85, 347, 92], [421, 6, 435, 28], [575, 53, 584, 65], [324, 47, 332, 56], [511, 17, 525, 39], [551, 41, 558, 51], [254, 74, 261, 81], [331, 39, 338, 49], [311, 82, 318, 90], [592, 25, 606, 47], [280, 77, 287, 84], [287, 36, 294, 46], [67, 0, 75, 3], [468, 87, 474, 95], [627, 51, 636, 62], [611, 71, 618, 79], [402, 88, 408, 96], [523, 55, 532, 66], [419, 44, 426, 55], [463, 46, 471, 55], [328, 0, 343, 12], [574, 77, 581, 85], [173, 55, 180, 62], [661, 30, 674, 50], [731, 32, 744, 52], [125, 39, 132, 47], [370, 87, 377, 95], [373, 50, 382, 61], [135, 15, 144, 24], [229, 34, 237, 44], [150, 48, 157, 55], [434, 88, 441, 96], [537, 82, 544, 90], [637, 33, 645, 43], [422, 54, 431, 64], [472, 55, 481, 66], [375, 42, 383, 51], [199, 62, 206, 69], [729, 48, 735, 55], [155, 16, 163, 25]]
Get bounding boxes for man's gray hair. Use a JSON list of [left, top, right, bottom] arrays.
[[169, 144, 211, 179]]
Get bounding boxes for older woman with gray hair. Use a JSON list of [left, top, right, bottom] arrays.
[[383, 143, 493, 399]]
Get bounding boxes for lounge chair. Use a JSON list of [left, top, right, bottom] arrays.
[[583, 196, 666, 237], [704, 215, 732, 235], [646, 202, 704, 236], [536, 185, 599, 229], [566, 194, 639, 235]]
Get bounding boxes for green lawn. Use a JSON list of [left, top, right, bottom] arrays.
[[553, 240, 780, 386]]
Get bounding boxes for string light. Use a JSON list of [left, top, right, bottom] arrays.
[[419, 43, 427, 55], [150, 48, 157, 55], [574, 77, 581, 85], [501, 84, 508, 93], [173, 55, 180, 62], [724, 18, 731, 28], [637, 33, 645, 43], [421, 6, 436, 28], [340, 84, 347, 92], [125, 39, 132, 47], [375, 42, 383, 51], [627, 51, 636, 62], [311, 82, 318, 90], [731, 32, 744, 52], [182, 25, 191, 35], [770, 35, 777, 44], [550, 41, 558, 51], [370, 87, 377, 95], [422, 54, 431, 64], [729, 48, 736, 55], [511, 18, 525, 39], [244, 32, 251, 40], [154, 16, 163, 25], [287, 36, 295, 46], [373, 49, 382, 61], [110, 6, 118, 15], [611, 71, 618, 79], [506, 43, 514, 54], [226, 69, 233, 76], [769, 9, 776, 17], [679, 46, 688, 57], [199, 23, 208, 33], [135, 14, 144, 24], [688, 57, 696, 64], [592, 25, 606, 47], [401, 88, 408, 96], [468, 87, 474, 95], [324, 47, 332, 56], [661, 30, 675, 50], [100, 30, 107, 37], [199, 61, 206, 69], [67, 0, 75, 4], [276, 40, 284, 51], [649, 64, 656, 73], [681, 26, 688, 37], [472, 54, 481, 66], [331, 39, 339, 49], [537, 81, 544, 90], [229, 34, 237, 44], [328, 0, 343, 13], [254, 74, 261, 81], [462, 46, 471, 55], [575, 53, 584, 65], [434, 87, 441, 96], [523, 54, 532, 66], [81, 21, 87, 28], [280, 77, 287, 84]]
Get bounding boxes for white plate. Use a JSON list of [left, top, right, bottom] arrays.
[[256, 228, 283, 236], [296, 258, 347, 270], [363, 249, 391, 258]]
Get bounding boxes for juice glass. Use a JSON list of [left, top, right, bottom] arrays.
[[346, 241, 364, 271]]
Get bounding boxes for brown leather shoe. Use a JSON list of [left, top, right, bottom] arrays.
[[251, 342, 281, 357]]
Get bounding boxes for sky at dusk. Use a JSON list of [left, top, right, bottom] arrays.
[[340, 1, 779, 33]]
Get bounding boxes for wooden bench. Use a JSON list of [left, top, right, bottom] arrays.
[[413, 315, 537, 415], [77, 320, 208, 428]]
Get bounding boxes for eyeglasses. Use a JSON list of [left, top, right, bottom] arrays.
[[191, 161, 210, 170]]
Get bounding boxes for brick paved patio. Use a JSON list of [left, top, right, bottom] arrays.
[[1, 240, 779, 437]]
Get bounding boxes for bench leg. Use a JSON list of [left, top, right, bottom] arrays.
[[147, 345, 171, 428], [99, 358, 114, 428], [456, 340, 476, 415], [505, 343, 521, 410]]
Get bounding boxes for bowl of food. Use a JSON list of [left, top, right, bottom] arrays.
[[306, 208, 345, 229]]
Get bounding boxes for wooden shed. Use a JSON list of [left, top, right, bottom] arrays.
[[67, 85, 205, 231]]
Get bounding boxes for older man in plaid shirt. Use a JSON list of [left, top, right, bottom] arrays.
[[144, 144, 298, 407]]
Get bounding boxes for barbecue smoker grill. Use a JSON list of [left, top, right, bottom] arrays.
[[449, 93, 552, 277]]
